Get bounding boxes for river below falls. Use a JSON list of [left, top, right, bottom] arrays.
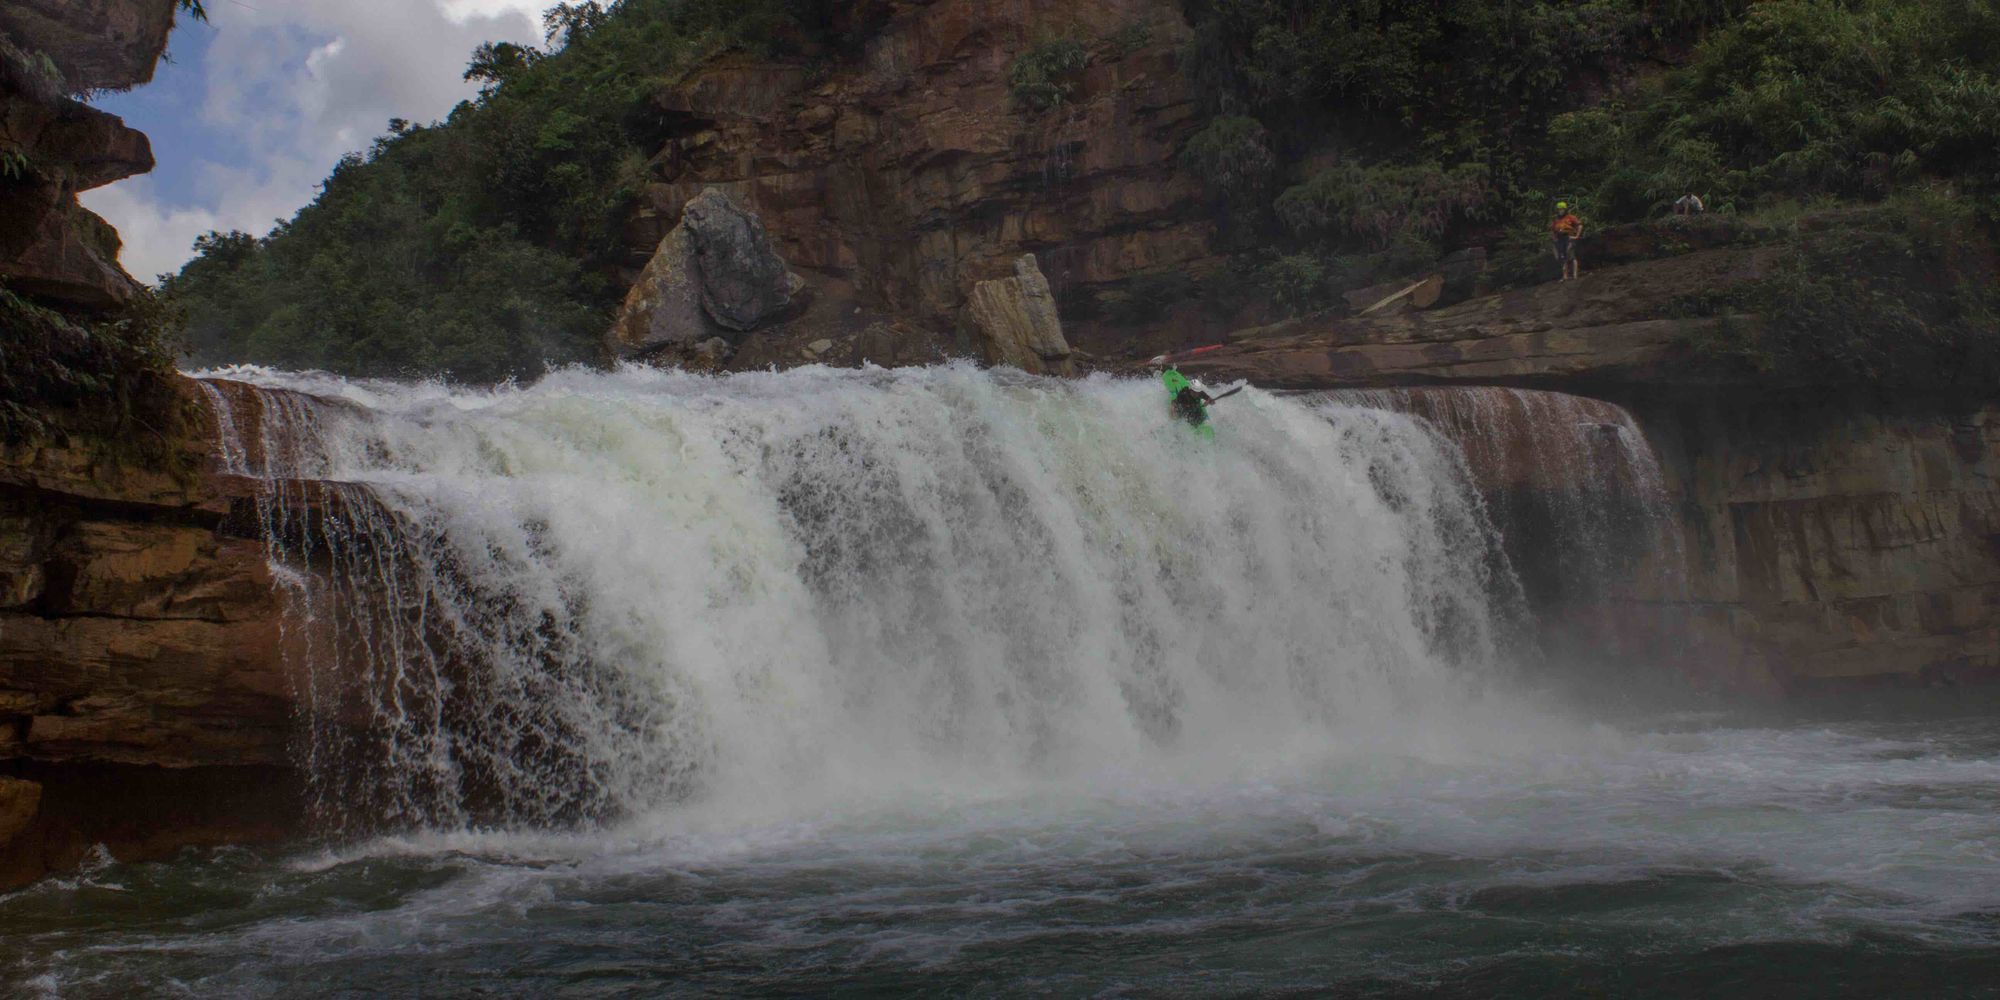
[[6, 693, 2000, 998]]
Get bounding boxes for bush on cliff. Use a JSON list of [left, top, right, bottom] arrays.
[[1570, 0, 2000, 219], [0, 283, 195, 467], [1686, 190, 2000, 392], [1180, 115, 1275, 212], [167, 0, 835, 382], [1008, 36, 1091, 112], [1173, 0, 1744, 310], [1175, 0, 2000, 320]]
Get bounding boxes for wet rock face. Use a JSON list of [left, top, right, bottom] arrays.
[[0, 382, 312, 888], [1644, 398, 2000, 693], [609, 189, 802, 358], [0, 777, 39, 846]]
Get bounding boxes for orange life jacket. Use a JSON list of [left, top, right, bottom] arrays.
[[1552, 214, 1582, 238]]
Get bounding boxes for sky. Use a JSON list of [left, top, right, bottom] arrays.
[[81, 0, 549, 283]]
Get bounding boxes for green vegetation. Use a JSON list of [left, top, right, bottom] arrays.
[[1179, 115, 1275, 212], [1008, 36, 1091, 112], [167, 0, 836, 382], [0, 283, 196, 469], [1111, 18, 1157, 57], [1568, 0, 2000, 218], [1169, 0, 2000, 321], [1684, 191, 2000, 391], [1165, 0, 1744, 313], [158, 0, 2000, 389]]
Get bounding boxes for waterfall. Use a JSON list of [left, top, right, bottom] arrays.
[[1319, 388, 1687, 603], [197, 364, 1523, 834]]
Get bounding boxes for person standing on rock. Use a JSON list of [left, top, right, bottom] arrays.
[[1551, 201, 1584, 282]]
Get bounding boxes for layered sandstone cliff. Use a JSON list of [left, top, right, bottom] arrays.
[[0, 0, 318, 888], [0, 0, 175, 310], [623, 0, 1213, 363], [0, 388, 310, 888], [1648, 398, 2000, 693]]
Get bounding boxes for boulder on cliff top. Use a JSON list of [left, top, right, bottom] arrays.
[[963, 254, 1073, 376], [609, 189, 801, 358]]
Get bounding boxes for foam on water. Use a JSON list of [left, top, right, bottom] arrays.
[[7, 707, 2000, 997]]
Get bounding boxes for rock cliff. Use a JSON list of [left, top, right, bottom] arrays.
[[624, 0, 1211, 363], [0, 0, 318, 889], [1645, 397, 2000, 693], [0, 387, 312, 888], [0, 0, 174, 311], [2, 0, 1996, 890]]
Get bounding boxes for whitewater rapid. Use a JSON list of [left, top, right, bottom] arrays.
[[200, 363, 1521, 833]]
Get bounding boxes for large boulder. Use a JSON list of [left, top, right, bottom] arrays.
[[608, 189, 801, 358], [683, 188, 800, 332], [608, 226, 709, 356], [962, 254, 1073, 376]]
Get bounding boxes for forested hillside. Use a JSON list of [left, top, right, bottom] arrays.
[[168, 0, 837, 381], [165, 0, 2000, 382]]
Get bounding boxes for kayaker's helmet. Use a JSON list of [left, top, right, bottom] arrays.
[[1556, 201, 1569, 211], [1190, 379, 1208, 393]]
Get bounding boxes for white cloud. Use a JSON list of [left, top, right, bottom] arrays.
[[442, 0, 551, 24], [81, 180, 219, 283], [85, 0, 542, 280]]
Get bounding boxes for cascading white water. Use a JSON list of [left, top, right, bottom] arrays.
[[18, 368, 1997, 998], [1321, 387, 1689, 603], [199, 363, 1519, 832]]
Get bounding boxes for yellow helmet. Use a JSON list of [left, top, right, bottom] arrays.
[[1556, 201, 1569, 211]]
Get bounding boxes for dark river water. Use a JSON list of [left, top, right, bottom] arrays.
[[6, 695, 1999, 999]]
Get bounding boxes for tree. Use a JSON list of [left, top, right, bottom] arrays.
[[464, 41, 540, 89]]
